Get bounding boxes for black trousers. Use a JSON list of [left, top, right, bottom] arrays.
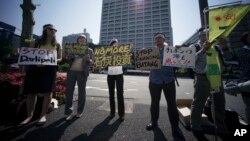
[[107, 74, 124, 117], [149, 81, 179, 128]]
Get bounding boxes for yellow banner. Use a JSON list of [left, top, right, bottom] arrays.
[[209, 4, 250, 41], [64, 43, 88, 55], [207, 4, 250, 91]]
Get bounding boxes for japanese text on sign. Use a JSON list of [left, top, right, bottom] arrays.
[[18, 47, 57, 65], [94, 44, 132, 67], [163, 46, 195, 68], [64, 43, 88, 55]]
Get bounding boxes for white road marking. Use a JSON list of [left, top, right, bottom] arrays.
[[81, 86, 138, 92]]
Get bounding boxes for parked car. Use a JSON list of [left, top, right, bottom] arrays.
[[99, 67, 108, 74]]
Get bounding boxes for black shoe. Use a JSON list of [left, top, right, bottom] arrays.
[[192, 129, 209, 141], [172, 127, 185, 140], [218, 133, 229, 141], [146, 123, 158, 131], [109, 114, 115, 119], [118, 116, 124, 122]]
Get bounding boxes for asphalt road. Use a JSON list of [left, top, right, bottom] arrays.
[[1, 73, 249, 141], [85, 73, 194, 105]]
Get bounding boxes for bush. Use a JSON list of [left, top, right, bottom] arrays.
[[53, 73, 67, 105], [0, 70, 25, 87], [0, 70, 67, 106], [58, 63, 69, 72]]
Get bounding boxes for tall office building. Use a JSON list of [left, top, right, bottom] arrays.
[[99, 0, 173, 50]]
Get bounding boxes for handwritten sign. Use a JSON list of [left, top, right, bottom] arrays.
[[64, 43, 88, 55], [163, 46, 195, 68], [94, 44, 132, 67], [18, 47, 57, 65], [135, 48, 161, 70]]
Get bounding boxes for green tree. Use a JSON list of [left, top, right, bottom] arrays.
[[20, 0, 36, 47], [0, 39, 12, 59]]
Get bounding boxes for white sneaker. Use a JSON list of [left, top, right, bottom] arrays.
[[76, 113, 82, 118], [37, 116, 47, 125], [65, 114, 73, 121]]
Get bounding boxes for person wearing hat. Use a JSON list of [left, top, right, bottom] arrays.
[[188, 28, 213, 141], [64, 34, 94, 121], [145, 32, 185, 140], [224, 31, 250, 124], [20, 24, 62, 125], [106, 38, 125, 121]]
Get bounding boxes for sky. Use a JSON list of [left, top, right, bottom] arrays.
[[0, 0, 248, 45]]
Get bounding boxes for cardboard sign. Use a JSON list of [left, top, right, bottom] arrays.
[[135, 48, 161, 70], [163, 46, 195, 68], [94, 44, 132, 67], [18, 47, 57, 65], [64, 43, 88, 55]]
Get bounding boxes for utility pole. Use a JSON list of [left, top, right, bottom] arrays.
[[20, 0, 36, 47], [198, 0, 208, 28]]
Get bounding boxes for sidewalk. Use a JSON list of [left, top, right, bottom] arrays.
[[0, 96, 222, 141]]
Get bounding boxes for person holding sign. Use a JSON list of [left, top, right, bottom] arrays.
[[146, 33, 185, 140], [20, 24, 62, 125], [107, 39, 125, 121], [64, 34, 94, 121], [189, 28, 214, 141]]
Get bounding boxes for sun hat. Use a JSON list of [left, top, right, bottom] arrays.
[[43, 24, 57, 32], [77, 34, 86, 39], [154, 32, 166, 40], [110, 38, 118, 46], [77, 34, 87, 43]]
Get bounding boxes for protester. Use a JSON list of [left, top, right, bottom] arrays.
[[225, 80, 250, 94], [20, 24, 62, 125], [225, 31, 250, 124], [146, 33, 185, 140], [204, 37, 229, 140], [64, 34, 94, 121], [107, 39, 125, 121], [189, 28, 211, 141], [215, 37, 234, 62]]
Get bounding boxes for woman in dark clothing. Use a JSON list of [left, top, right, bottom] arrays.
[[107, 39, 125, 121], [20, 24, 62, 125]]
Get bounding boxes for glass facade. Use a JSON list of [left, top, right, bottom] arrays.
[[100, 0, 173, 50]]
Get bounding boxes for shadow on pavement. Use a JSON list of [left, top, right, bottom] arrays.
[[16, 117, 78, 141], [153, 127, 168, 141], [72, 116, 122, 141]]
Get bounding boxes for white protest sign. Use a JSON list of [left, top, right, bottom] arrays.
[[163, 46, 195, 68], [18, 47, 57, 65]]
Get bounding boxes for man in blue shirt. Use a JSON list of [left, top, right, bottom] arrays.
[[146, 33, 185, 141]]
